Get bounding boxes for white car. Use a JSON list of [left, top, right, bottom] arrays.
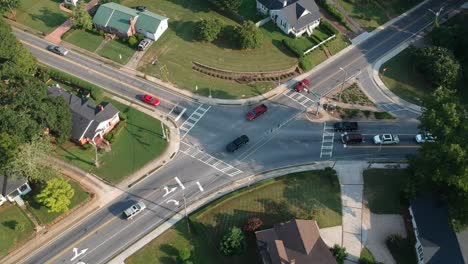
[[415, 132, 436, 143], [123, 202, 146, 220], [373, 134, 400, 145]]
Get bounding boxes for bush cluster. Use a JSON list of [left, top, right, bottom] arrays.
[[317, 0, 352, 30], [45, 67, 104, 101]]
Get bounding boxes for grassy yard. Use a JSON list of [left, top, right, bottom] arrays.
[[15, 0, 69, 34], [0, 204, 35, 258], [56, 98, 168, 184], [363, 169, 408, 214], [380, 49, 431, 105], [360, 247, 376, 263], [337, 0, 423, 31], [126, 169, 342, 264], [98, 39, 135, 64], [24, 178, 90, 225], [62, 29, 104, 52]]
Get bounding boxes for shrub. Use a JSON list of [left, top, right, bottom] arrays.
[[219, 227, 246, 256], [47, 67, 104, 101], [127, 35, 138, 46], [282, 39, 304, 57], [236, 21, 263, 49], [362, 110, 372, 118], [178, 248, 192, 263], [118, 111, 127, 121], [374, 112, 395, 120], [330, 244, 347, 264], [15, 222, 25, 232], [35, 67, 50, 82], [135, 33, 145, 41], [317, 0, 352, 30], [99, 30, 105, 36], [320, 19, 339, 35], [243, 217, 263, 232], [104, 132, 114, 143], [195, 18, 223, 42]]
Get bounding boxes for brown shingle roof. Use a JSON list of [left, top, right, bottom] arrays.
[[255, 219, 337, 264]]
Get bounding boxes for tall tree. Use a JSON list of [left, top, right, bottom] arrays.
[[409, 87, 468, 231], [36, 177, 75, 213], [219, 227, 246, 256], [212, 0, 242, 12], [0, 0, 20, 17], [0, 18, 37, 79], [6, 135, 58, 182], [71, 0, 93, 31], [0, 132, 19, 171], [236, 21, 263, 49], [195, 18, 223, 42]]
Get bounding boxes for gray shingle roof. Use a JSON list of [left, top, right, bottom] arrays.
[[258, 0, 321, 29], [47, 85, 119, 142], [0, 175, 27, 196], [411, 195, 466, 264]]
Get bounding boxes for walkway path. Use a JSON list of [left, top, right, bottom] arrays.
[[44, 0, 98, 44], [334, 160, 367, 263]]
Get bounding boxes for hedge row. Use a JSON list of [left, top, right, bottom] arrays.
[[44, 67, 104, 101], [317, 0, 352, 31], [282, 39, 304, 58], [320, 19, 339, 35]]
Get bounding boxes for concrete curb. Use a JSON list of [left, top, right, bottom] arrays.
[[108, 161, 335, 264]]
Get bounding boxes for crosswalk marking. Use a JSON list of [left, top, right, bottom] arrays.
[[180, 142, 243, 177], [179, 104, 211, 139], [283, 89, 316, 109], [320, 122, 335, 158]]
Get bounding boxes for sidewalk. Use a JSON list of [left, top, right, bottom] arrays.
[[44, 0, 98, 44]]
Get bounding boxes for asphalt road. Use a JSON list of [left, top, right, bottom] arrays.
[[15, 0, 464, 263]]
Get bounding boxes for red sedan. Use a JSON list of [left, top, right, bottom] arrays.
[[141, 94, 160, 106], [294, 79, 310, 92]]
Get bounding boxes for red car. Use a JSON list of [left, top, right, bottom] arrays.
[[246, 104, 268, 120], [294, 79, 310, 92], [141, 94, 160, 106]]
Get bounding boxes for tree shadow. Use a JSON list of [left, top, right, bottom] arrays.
[[2, 220, 18, 230], [196, 86, 237, 99], [170, 20, 196, 43], [58, 146, 94, 167], [30, 7, 68, 30], [271, 39, 297, 58], [165, 0, 211, 14], [159, 244, 179, 257]]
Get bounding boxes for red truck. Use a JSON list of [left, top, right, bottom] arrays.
[[294, 79, 310, 92], [246, 104, 268, 120]]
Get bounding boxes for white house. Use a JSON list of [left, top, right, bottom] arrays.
[[0, 175, 32, 206], [256, 0, 321, 37]]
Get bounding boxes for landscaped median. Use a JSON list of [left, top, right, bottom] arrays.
[[126, 169, 342, 264]]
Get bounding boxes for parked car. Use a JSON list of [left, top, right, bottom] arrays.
[[46, 45, 69, 56], [226, 135, 249, 152], [246, 104, 268, 120], [135, 6, 146, 11], [141, 94, 160, 106], [138, 38, 152, 51], [373, 134, 400, 145], [123, 202, 146, 220], [415, 132, 436, 143], [341, 133, 363, 144], [333, 122, 358, 132], [294, 79, 310, 92]]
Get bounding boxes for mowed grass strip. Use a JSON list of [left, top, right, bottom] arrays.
[[380, 48, 431, 105], [98, 40, 135, 64], [363, 169, 408, 214], [0, 204, 35, 257], [62, 29, 104, 52], [24, 177, 90, 225], [56, 97, 168, 183], [126, 170, 342, 264], [16, 0, 69, 34]]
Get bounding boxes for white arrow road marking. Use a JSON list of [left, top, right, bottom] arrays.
[[174, 177, 185, 190], [70, 247, 88, 261], [166, 199, 180, 206], [196, 181, 204, 192], [163, 186, 177, 197]]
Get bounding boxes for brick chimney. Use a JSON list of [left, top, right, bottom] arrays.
[[129, 17, 136, 35], [98, 105, 104, 112]]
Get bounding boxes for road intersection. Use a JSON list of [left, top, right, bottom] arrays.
[[10, 0, 465, 263]]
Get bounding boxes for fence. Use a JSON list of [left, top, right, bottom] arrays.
[[255, 17, 271, 27], [303, 34, 336, 55]]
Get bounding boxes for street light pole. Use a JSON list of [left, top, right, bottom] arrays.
[[338, 67, 348, 102]]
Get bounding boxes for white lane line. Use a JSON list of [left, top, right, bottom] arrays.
[[174, 177, 185, 190], [196, 181, 204, 192]]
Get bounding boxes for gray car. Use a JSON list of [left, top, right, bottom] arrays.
[[138, 38, 152, 51], [46, 45, 69, 56], [123, 202, 146, 220]]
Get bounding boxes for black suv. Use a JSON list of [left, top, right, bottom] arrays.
[[333, 122, 358, 132], [226, 135, 249, 152]]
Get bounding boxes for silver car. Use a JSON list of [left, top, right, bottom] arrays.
[[373, 134, 400, 145], [46, 45, 69, 56], [123, 202, 146, 220]]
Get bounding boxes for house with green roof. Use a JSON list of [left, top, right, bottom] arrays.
[[92, 3, 169, 41]]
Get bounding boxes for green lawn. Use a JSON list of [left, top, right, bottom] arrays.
[[24, 177, 90, 225], [360, 247, 376, 263], [126, 169, 342, 264], [98, 39, 135, 64], [15, 0, 69, 34], [62, 29, 104, 52], [363, 169, 408, 214], [56, 98, 168, 184], [380, 49, 431, 105], [337, 0, 423, 31], [0, 204, 35, 258]]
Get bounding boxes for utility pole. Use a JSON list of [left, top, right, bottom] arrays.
[[428, 6, 444, 27], [338, 67, 348, 102]]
